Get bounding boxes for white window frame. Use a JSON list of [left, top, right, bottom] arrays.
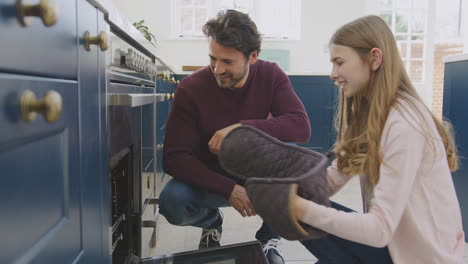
[[171, 0, 301, 40], [367, 0, 436, 106], [171, 0, 213, 38]]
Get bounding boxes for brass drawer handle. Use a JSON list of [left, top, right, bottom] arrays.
[[157, 72, 171, 81], [16, 0, 58, 27], [84, 31, 109, 51], [164, 93, 172, 100], [20, 90, 63, 123]]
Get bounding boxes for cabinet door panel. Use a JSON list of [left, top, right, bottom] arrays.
[[443, 61, 468, 241], [289, 76, 337, 153], [77, 1, 106, 262], [0, 0, 77, 79], [0, 74, 82, 263]]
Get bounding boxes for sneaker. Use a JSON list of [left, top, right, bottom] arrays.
[[198, 212, 223, 249], [262, 238, 285, 264]]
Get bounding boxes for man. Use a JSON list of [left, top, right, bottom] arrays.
[[159, 10, 311, 264]]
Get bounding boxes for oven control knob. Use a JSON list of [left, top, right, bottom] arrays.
[[125, 49, 134, 69], [113, 49, 123, 66], [133, 54, 138, 70], [136, 54, 141, 71], [133, 52, 139, 70], [139, 55, 144, 71]]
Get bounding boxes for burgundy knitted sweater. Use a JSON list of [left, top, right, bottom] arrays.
[[162, 60, 311, 200]]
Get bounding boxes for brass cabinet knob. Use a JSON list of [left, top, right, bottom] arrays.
[[16, 0, 58, 27], [84, 31, 109, 51], [156, 73, 163, 79], [170, 77, 179, 84], [164, 93, 172, 100], [20, 90, 63, 123], [171, 93, 175, 99]]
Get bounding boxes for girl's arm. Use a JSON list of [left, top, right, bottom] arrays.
[[327, 159, 354, 196], [295, 109, 424, 247]]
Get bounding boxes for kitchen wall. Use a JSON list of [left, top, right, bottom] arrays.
[[112, 0, 366, 75], [464, 0, 468, 53]]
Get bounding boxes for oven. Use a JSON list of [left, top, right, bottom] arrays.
[[106, 27, 172, 264]]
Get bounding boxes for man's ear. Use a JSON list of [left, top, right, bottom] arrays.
[[249, 50, 258, 64], [370, 48, 383, 71]]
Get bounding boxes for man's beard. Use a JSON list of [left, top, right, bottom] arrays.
[[212, 66, 249, 89]]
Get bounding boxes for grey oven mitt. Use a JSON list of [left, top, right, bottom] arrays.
[[218, 126, 331, 241]]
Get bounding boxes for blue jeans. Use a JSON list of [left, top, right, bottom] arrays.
[[301, 202, 394, 264], [158, 178, 280, 242]]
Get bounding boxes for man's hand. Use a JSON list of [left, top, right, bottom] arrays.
[[228, 184, 256, 217], [208, 123, 241, 155]]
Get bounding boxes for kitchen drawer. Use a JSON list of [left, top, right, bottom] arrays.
[[0, 0, 78, 79], [0, 73, 78, 143], [0, 73, 82, 263]]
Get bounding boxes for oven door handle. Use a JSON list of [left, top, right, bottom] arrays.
[[108, 93, 168, 107], [154, 93, 167, 103]]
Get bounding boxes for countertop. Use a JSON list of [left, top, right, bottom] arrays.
[[86, 0, 175, 73], [443, 53, 468, 63]]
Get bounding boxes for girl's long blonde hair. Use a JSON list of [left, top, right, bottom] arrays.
[[330, 15, 458, 185]]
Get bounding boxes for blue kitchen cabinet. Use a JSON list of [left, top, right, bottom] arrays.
[[155, 77, 176, 173], [0, 0, 78, 79], [443, 57, 468, 241], [153, 76, 176, 199], [0, 75, 82, 264], [0, 0, 110, 262], [142, 88, 156, 173], [289, 75, 337, 153], [77, 0, 110, 262]]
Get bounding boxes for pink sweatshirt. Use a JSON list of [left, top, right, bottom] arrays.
[[302, 99, 465, 264]]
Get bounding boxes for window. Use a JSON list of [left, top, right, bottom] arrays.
[[175, 0, 210, 37], [370, 0, 430, 85], [171, 0, 301, 40], [367, 0, 465, 115]]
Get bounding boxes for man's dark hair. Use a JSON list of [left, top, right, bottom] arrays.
[[202, 9, 262, 58]]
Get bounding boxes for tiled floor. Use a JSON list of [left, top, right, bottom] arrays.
[[145, 176, 468, 263]]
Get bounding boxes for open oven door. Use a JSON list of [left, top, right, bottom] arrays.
[[140, 241, 268, 264]]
